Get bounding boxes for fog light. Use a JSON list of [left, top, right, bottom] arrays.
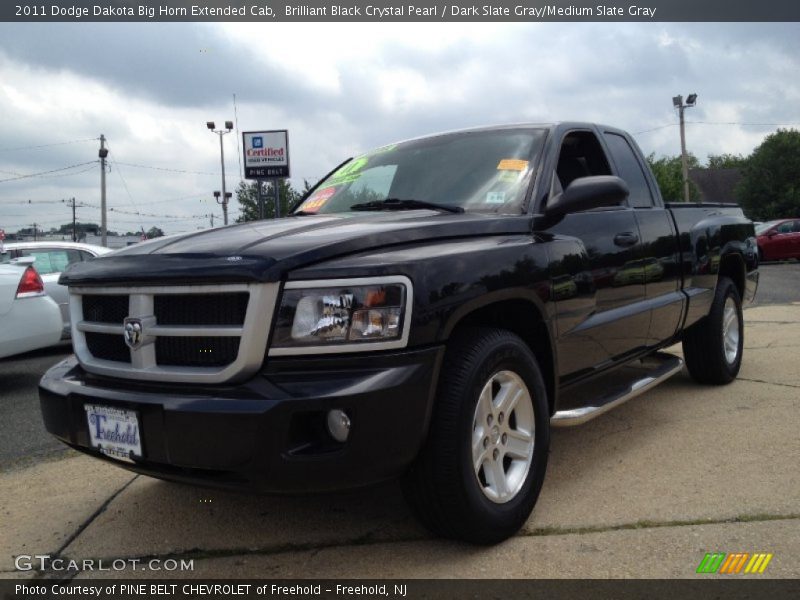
[[326, 409, 351, 443]]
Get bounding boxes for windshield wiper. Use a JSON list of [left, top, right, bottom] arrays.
[[350, 198, 464, 214]]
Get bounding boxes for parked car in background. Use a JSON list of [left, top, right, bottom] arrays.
[[0, 261, 62, 359], [3, 242, 112, 337], [756, 219, 800, 261]]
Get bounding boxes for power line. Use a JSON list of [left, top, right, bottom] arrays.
[[0, 161, 97, 183], [105, 145, 144, 232], [690, 120, 800, 127], [633, 123, 675, 134], [0, 138, 97, 153], [108, 160, 219, 176], [634, 120, 800, 135], [39, 164, 98, 178]]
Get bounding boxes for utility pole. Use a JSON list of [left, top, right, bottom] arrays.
[[32, 223, 38, 241], [99, 134, 108, 245], [66, 197, 77, 242], [209, 213, 215, 228], [672, 94, 698, 203]]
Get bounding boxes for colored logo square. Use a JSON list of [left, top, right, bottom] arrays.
[[252, 137, 263, 148]]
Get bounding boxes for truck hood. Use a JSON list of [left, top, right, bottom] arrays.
[[60, 211, 533, 285]]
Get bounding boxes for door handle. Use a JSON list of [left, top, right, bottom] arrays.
[[614, 232, 639, 247]]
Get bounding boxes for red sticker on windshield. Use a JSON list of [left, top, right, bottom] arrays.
[[300, 186, 336, 212]]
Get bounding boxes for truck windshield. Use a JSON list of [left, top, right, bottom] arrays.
[[295, 128, 547, 215]]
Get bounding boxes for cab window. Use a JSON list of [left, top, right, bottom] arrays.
[[603, 132, 655, 208]]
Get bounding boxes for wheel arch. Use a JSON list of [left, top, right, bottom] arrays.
[[718, 251, 746, 300], [442, 295, 557, 415]]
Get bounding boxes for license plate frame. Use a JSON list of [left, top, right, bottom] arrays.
[[84, 404, 143, 462]]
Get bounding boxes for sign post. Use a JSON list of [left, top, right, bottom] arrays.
[[242, 130, 290, 220]]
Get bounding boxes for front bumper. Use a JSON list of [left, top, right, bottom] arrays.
[[39, 346, 443, 493]]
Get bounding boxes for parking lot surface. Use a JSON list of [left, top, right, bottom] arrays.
[[1, 264, 798, 579]]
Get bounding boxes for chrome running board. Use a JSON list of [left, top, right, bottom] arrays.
[[551, 352, 684, 427]]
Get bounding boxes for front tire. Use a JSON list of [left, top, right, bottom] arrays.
[[682, 276, 744, 385], [402, 327, 550, 544]]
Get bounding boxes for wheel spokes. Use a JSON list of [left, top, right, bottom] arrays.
[[486, 459, 508, 498], [504, 429, 533, 460], [471, 369, 537, 504], [494, 380, 523, 415]]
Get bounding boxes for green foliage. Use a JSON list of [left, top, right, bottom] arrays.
[[706, 153, 747, 169], [145, 226, 164, 239], [235, 179, 303, 223], [736, 129, 800, 220], [56, 222, 100, 235], [645, 153, 700, 202]]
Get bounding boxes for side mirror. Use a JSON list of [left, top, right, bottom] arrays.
[[546, 175, 630, 218]]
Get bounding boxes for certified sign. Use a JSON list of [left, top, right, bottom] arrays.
[[242, 130, 290, 179]]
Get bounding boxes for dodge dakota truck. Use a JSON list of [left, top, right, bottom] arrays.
[[40, 123, 758, 543]]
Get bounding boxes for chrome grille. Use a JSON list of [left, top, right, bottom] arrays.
[[70, 283, 279, 384]]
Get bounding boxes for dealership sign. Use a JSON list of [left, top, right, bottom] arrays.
[[242, 130, 290, 179]]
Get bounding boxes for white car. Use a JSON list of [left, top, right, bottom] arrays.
[[3, 241, 112, 337], [0, 261, 63, 359]]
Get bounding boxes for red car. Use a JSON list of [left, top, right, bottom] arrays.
[[756, 218, 800, 261]]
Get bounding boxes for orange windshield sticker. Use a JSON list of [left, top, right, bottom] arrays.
[[497, 159, 529, 171], [300, 187, 336, 212]]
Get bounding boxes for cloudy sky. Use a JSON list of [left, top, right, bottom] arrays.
[[1, 22, 798, 235]]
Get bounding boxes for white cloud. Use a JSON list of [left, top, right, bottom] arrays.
[[0, 22, 798, 234]]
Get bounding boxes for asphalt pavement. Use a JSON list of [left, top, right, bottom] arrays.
[[751, 260, 800, 305], [0, 342, 71, 467], [1, 262, 798, 580]]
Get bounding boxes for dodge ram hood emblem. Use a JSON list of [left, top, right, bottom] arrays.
[[123, 318, 144, 350]]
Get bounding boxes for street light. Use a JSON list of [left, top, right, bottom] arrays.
[[673, 93, 698, 202], [207, 120, 234, 224]]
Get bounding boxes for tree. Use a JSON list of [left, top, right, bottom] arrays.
[[645, 153, 701, 202], [145, 226, 164, 239], [707, 153, 747, 169], [736, 128, 800, 221], [235, 179, 302, 223], [56, 222, 100, 236]]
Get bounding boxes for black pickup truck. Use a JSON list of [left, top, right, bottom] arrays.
[[40, 123, 758, 544]]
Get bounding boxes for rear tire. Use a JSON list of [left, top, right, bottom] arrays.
[[682, 276, 744, 385], [402, 327, 550, 544]]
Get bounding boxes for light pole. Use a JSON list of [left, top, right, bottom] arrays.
[[207, 121, 234, 225], [672, 93, 697, 203], [213, 190, 232, 227]]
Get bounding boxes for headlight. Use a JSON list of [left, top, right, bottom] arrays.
[[269, 276, 412, 355]]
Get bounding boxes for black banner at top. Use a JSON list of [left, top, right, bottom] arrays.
[[4, 0, 800, 22]]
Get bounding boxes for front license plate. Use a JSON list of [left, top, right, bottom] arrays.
[[84, 404, 142, 462]]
